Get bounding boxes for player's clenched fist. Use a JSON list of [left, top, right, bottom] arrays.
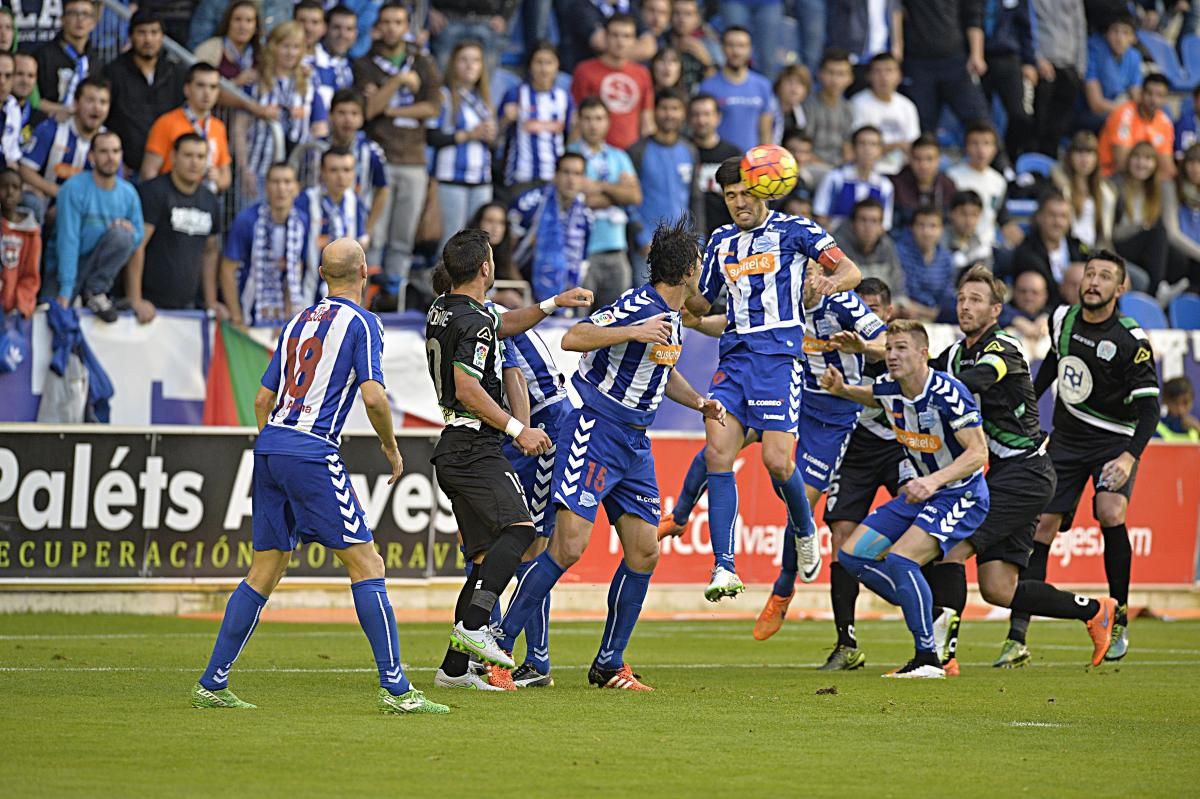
[[629, 318, 673, 344], [516, 426, 552, 456], [698, 397, 727, 426], [819, 365, 845, 394], [555, 287, 595, 308]]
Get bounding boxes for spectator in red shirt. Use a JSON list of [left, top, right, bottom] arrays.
[[0, 168, 40, 318], [570, 13, 654, 150]]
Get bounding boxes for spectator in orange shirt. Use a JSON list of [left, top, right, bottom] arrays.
[[570, 13, 654, 150], [1099, 73, 1175, 179], [141, 63, 232, 193], [0, 168, 41, 319]]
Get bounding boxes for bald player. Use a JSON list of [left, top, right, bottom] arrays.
[[191, 239, 449, 715]]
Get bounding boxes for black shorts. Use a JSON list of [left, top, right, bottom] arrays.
[[433, 442, 532, 559], [1045, 433, 1139, 530], [969, 452, 1056, 568], [823, 427, 907, 525]]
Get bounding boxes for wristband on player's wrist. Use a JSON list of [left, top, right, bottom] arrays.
[[505, 416, 525, 438], [539, 297, 558, 315]]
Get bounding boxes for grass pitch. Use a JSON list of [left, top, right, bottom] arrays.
[[2, 613, 1198, 798]]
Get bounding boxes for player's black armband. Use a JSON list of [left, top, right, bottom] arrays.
[[1126, 396, 1162, 459]]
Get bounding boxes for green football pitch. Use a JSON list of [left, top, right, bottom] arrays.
[[2, 613, 1198, 798]]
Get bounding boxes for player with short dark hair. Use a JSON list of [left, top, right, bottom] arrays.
[[192, 238, 447, 715], [997, 250, 1160, 666], [425, 228, 591, 690], [493, 218, 727, 691], [821, 319, 990, 678], [674, 156, 860, 603], [922, 265, 1119, 674]]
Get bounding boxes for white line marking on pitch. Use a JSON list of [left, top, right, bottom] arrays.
[[1009, 722, 1070, 728]]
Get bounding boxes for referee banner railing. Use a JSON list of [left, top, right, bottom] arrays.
[[0, 429, 1197, 586]]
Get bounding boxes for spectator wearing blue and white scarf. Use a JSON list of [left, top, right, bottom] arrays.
[[510, 153, 592, 304], [429, 40, 496, 257]]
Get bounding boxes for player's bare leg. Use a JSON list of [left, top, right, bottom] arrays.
[[703, 415, 748, 601], [590, 514, 658, 691], [818, 520, 867, 670]]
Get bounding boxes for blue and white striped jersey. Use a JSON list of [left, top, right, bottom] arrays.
[[701, 210, 846, 356], [501, 83, 572, 185], [873, 369, 983, 488], [491, 302, 567, 415], [812, 164, 895, 231], [21, 117, 93, 186], [430, 86, 492, 185], [257, 296, 385, 457], [801, 291, 885, 418], [573, 285, 682, 428]]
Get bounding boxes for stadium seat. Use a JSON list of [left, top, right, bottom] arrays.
[[1119, 291, 1170, 329], [1168, 293, 1200, 329], [1137, 30, 1197, 91], [1181, 35, 1200, 83], [1014, 152, 1057, 178]]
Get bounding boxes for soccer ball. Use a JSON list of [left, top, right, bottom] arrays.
[[740, 144, 798, 200]]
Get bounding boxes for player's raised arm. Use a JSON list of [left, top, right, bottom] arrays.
[[498, 286, 595, 339], [813, 253, 861, 296]]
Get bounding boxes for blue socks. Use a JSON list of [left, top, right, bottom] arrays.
[[514, 560, 552, 674], [199, 580, 267, 690], [351, 578, 412, 695], [772, 467, 815, 538], [838, 551, 900, 605], [773, 528, 798, 597], [596, 561, 652, 668], [886, 554, 937, 655], [707, 471, 738, 571], [499, 550, 565, 651], [673, 448, 710, 525]]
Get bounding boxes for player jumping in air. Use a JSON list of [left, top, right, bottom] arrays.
[[494, 218, 726, 691], [922, 265, 1118, 674], [424, 229, 591, 691], [997, 251, 1159, 666], [672, 157, 861, 602], [821, 320, 989, 679], [192, 239, 448, 714], [660, 269, 886, 639]]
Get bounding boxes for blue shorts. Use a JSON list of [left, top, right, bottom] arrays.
[[797, 407, 858, 492], [502, 400, 568, 538], [861, 475, 990, 555], [551, 406, 660, 525], [252, 452, 373, 552], [707, 344, 802, 435]]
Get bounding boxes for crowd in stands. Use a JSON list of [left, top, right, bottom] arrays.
[[2, 0, 1200, 334]]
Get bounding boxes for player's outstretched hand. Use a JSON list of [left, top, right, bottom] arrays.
[[812, 273, 839, 296], [555, 287, 595, 309], [381, 443, 404, 486], [829, 331, 864, 353], [901, 476, 937, 504], [819, 365, 845, 394], [629, 317, 673, 344], [698, 397, 726, 426], [516, 426, 552, 457]]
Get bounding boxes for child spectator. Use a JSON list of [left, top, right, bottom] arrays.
[[499, 42, 571, 193], [813, 124, 893, 232], [894, 205, 955, 322], [944, 189, 994, 271], [0, 168, 41, 319], [1156, 377, 1200, 441], [948, 122, 1018, 249]]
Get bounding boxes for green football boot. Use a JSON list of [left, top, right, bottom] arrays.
[[191, 682, 256, 709], [817, 644, 866, 671], [1105, 605, 1129, 661], [993, 639, 1031, 668], [378, 687, 450, 715]]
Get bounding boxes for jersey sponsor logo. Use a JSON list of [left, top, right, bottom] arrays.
[[591, 310, 616, 327], [748, 399, 783, 407], [1097, 340, 1116, 361], [1071, 333, 1096, 347], [1134, 346, 1151, 364], [859, 317, 884, 337], [802, 451, 830, 470], [761, 413, 786, 420], [648, 343, 682, 366], [53, 162, 83, 180], [893, 427, 943, 453], [802, 335, 836, 354], [1057, 355, 1093, 403], [983, 341, 1005, 354], [636, 494, 661, 505], [724, 252, 778, 281], [473, 342, 489, 370]]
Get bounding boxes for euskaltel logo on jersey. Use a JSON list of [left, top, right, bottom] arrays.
[[723, 252, 777, 281], [648, 344, 682, 366]]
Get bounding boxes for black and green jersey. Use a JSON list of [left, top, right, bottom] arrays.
[[1039, 304, 1160, 441], [932, 324, 1045, 462], [424, 293, 506, 436]]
